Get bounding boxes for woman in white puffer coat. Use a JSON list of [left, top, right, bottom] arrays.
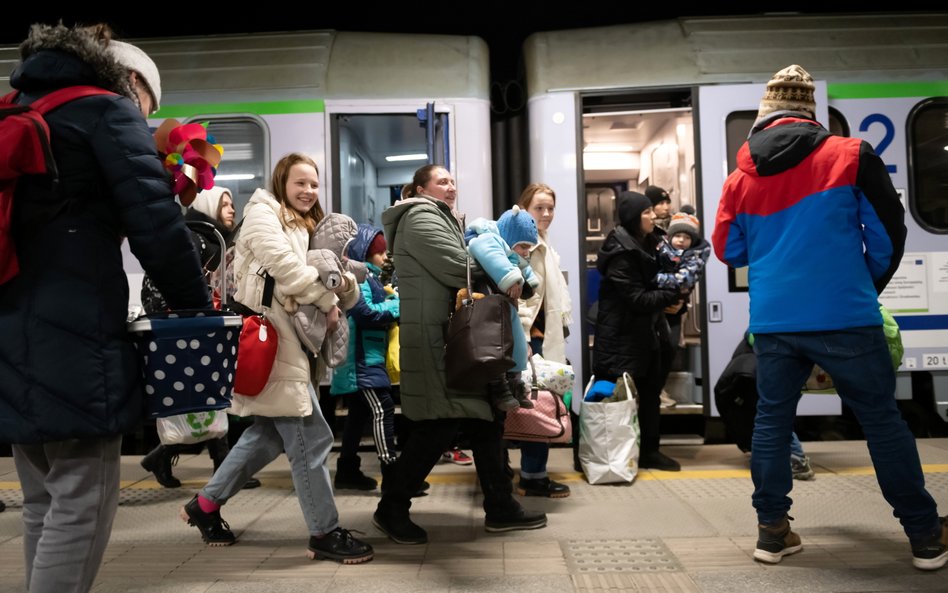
[[515, 183, 575, 499], [179, 153, 374, 564]]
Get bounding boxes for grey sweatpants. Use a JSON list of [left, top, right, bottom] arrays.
[[13, 435, 122, 593]]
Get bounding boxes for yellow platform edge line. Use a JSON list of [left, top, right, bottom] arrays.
[[2, 464, 946, 491]]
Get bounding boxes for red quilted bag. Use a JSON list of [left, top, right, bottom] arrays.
[[232, 314, 278, 396]]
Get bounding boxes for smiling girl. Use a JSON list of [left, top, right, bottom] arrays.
[[180, 153, 373, 564]]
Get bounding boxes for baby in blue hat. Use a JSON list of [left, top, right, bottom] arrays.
[[464, 205, 540, 410]]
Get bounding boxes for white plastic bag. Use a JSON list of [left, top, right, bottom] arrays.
[[578, 373, 640, 484], [157, 410, 229, 445]]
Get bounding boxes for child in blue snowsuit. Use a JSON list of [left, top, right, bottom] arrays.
[[655, 212, 711, 291], [465, 205, 540, 411]]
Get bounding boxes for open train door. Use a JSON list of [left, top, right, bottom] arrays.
[[331, 102, 451, 226], [696, 82, 841, 418]]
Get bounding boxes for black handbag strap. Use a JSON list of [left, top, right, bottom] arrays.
[[261, 271, 275, 309], [461, 253, 474, 304]]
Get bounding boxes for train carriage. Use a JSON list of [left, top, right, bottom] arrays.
[[2, 29, 494, 308], [3, 16, 947, 441], [522, 12, 948, 434]]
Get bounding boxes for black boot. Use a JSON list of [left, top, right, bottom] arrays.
[[517, 476, 571, 498], [486, 379, 520, 411], [334, 457, 378, 491], [141, 444, 181, 488], [507, 374, 534, 409]]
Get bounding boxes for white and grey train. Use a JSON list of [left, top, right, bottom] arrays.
[[3, 13, 946, 437]]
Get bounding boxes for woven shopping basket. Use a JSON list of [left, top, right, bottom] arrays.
[[128, 222, 242, 418]]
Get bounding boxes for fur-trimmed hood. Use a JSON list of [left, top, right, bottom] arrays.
[[10, 23, 137, 104]]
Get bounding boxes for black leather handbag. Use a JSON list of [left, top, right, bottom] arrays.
[[443, 257, 516, 390]]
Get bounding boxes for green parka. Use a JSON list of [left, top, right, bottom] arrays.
[[381, 196, 492, 421]]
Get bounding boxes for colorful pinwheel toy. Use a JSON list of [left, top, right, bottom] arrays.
[[153, 119, 224, 206]]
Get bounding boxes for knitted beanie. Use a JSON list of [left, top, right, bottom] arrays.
[[107, 41, 162, 111], [497, 205, 538, 248], [367, 232, 387, 258], [757, 64, 815, 120], [616, 191, 652, 232], [645, 185, 671, 207], [667, 212, 701, 244]]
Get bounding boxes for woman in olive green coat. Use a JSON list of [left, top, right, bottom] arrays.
[[372, 165, 547, 545]]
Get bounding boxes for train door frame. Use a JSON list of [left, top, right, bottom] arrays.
[[696, 81, 839, 419], [328, 102, 448, 224], [576, 89, 699, 403]]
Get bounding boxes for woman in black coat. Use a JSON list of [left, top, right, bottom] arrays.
[[0, 23, 209, 592], [592, 191, 683, 471]]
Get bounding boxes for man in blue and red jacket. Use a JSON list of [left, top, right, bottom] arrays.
[[712, 64, 946, 571]]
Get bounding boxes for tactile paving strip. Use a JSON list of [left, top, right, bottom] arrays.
[[0, 489, 20, 508], [563, 538, 681, 573]]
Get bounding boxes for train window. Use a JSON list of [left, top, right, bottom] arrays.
[[908, 98, 948, 233], [726, 109, 850, 173], [184, 116, 268, 218], [724, 112, 756, 292], [724, 111, 756, 174]]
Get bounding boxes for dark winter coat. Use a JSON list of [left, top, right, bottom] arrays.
[[592, 199, 680, 379], [0, 25, 210, 444], [381, 196, 491, 421]]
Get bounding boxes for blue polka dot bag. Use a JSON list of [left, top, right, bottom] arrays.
[[129, 309, 242, 418]]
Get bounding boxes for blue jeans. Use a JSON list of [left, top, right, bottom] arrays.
[[752, 328, 940, 543], [789, 432, 805, 461], [202, 386, 339, 536], [519, 441, 550, 479]]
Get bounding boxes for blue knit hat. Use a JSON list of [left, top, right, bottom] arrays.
[[497, 205, 538, 248]]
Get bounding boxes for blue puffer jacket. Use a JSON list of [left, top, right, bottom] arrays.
[[330, 225, 399, 394], [0, 26, 210, 444]]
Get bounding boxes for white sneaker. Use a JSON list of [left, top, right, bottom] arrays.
[[659, 390, 677, 408]]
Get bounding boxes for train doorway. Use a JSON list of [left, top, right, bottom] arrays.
[[578, 90, 704, 434]]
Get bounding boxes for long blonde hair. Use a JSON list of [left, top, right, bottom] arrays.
[[270, 153, 324, 232]]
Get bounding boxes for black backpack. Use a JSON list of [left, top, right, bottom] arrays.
[[713, 336, 757, 453]]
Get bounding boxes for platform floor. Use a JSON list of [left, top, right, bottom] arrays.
[[1, 439, 947, 593]]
